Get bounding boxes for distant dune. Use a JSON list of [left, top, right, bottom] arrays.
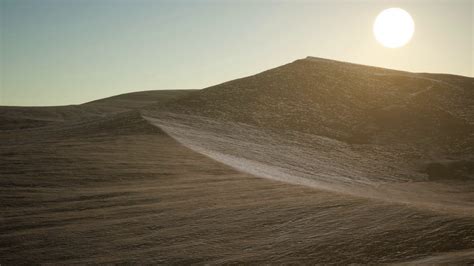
[[1, 58, 474, 264], [0, 90, 194, 130]]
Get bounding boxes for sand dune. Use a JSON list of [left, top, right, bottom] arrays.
[[1, 58, 474, 264], [0, 90, 194, 131], [151, 57, 473, 147], [143, 57, 474, 211]]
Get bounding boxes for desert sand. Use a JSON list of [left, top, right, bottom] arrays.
[[1, 57, 473, 264]]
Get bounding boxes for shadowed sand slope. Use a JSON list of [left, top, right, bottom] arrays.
[[84, 89, 195, 110], [1, 112, 474, 264]]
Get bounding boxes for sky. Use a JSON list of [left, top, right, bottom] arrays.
[[0, 0, 472, 106]]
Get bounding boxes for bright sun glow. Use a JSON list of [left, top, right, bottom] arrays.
[[373, 8, 415, 48]]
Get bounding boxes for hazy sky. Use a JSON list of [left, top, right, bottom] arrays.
[[1, 0, 472, 106]]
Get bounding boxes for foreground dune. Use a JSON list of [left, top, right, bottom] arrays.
[[1, 111, 473, 264]]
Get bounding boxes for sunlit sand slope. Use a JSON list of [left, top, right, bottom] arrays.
[[152, 57, 474, 149], [145, 113, 474, 215]]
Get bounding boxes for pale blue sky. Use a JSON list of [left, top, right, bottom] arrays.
[[1, 0, 472, 106]]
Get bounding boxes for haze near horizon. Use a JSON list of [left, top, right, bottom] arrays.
[[0, 0, 472, 106]]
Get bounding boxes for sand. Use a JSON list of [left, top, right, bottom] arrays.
[[1, 58, 473, 264]]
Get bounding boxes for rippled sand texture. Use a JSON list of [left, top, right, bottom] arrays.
[[2, 113, 473, 264]]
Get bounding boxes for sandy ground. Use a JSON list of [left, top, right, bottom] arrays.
[[1, 111, 474, 264], [1, 58, 473, 263]]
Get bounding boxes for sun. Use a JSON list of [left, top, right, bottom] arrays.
[[373, 8, 415, 48]]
